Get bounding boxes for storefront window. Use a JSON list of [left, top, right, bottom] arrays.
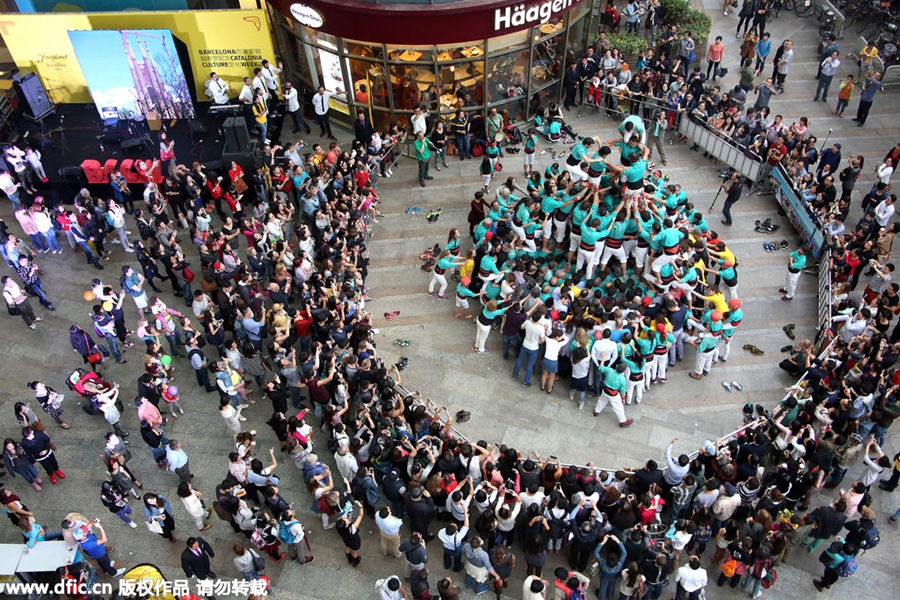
[[531, 32, 563, 87], [565, 16, 589, 65], [348, 58, 389, 110], [494, 97, 527, 123], [371, 109, 393, 133], [529, 79, 560, 117], [437, 60, 484, 108], [486, 50, 529, 106], [487, 30, 529, 55], [343, 39, 384, 61], [299, 25, 338, 50], [534, 14, 567, 43], [436, 42, 485, 63], [388, 63, 437, 111], [386, 46, 435, 63]]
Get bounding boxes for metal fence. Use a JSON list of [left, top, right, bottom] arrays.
[[677, 116, 763, 183]]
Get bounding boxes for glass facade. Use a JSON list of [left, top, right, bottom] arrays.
[[267, 0, 591, 136]]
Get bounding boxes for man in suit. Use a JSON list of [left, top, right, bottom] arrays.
[[181, 536, 216, 579]]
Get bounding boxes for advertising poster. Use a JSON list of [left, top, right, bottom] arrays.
[[68, 29, 194, 120]]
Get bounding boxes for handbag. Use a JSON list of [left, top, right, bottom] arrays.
[[146, 518, 164, 534], [233, 179, 249, 194], [7, 302, 21, 316], [252, 552, 266, 571], [87, 352, 103, 364], [183, 267, 195, 283], [721, 557, 738, 578]]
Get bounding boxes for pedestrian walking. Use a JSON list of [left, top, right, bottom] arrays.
[[3, 437, 42, 490], [143, 492, 177, 542], [20, 426, 65, 484], [178, 481, 212, 531], [3, 276, 41, 329], [99, 480, 138, 528], [853, 72, 883, 127]]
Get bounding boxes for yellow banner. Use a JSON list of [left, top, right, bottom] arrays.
[[0, 9, 276, 104]]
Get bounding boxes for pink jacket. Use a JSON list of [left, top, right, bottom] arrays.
[[15, 210, 38, 235]]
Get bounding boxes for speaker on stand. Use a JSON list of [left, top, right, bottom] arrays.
[[14, 73, 55, 122]]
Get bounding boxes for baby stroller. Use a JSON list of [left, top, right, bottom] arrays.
[[67, 368, 122, 416]]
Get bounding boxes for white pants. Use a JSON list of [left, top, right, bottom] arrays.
[[594, 392, 627, 423], [522, 236, 537, 253], [653, 353, 668, 382], [524, 152, 535, 166], [722, 283, 739, 301], [510, 222, 527, 243], [565, 161, 588, 182], [553, 217, 568, 244], [785, 270, 801, 298], [588, 173, 602, 186], [643, 360, 655, 390], [634, 246, 649, 269], [720, 335, 734, 360], [695, 350, 714, 375], [133, 291, 149, 310], [475, 320, 491, 352], [429, 271, 448, 296], [478, 271, 504, 286], [568, 232, 582, 253], [651, 252, 678, 273], [622, 239, 637, 258], [600, 244, 627, 268], [540, 218, 552, 240], [626, 378, 644, 404], [456, 296, 470, 310], [576, 246, 596, 273]]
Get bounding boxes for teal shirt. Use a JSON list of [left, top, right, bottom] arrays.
[[789, 250, 807, 270], [480, 254, 499, 275], [541, 193, 563, 214], [698, 335, 719, 353], [456, 283, 477, 298], [608, 219, 628, 241], [598, 365, 627, 396]]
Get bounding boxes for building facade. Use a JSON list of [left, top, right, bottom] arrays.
[[265, 0, 596, 133]]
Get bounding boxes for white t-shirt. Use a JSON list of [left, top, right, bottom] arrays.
[[675, 565, 708, 592], [522, 319, 545, 351], [543, 337, 566, 361]]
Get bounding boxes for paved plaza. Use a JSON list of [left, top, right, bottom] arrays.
[[1, 7, 899, 600]]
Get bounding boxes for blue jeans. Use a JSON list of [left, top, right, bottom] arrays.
[[258, 121, 268, 144], [443, 547, 463, 571], [77, 241, 101, 266], [455, 133, 471, 159], [42, 231, 61, 252], [814, 74, 833, 100], [417, 159, 430, 183], [28, 279, 52, 309], [12, 462, 39, 483], [8, 190, 21, 212], [722, 199, 736, 225], [105, 335, 124, 362], [598, 574, 618, 600], [114, 502, 134, 524], [180, 281, 192, 306], [241, 569, 259, 581], [434, 146, 448, 167], [29, 233, 47, 252], [644, 582, 663, 600], [830, 465, 848, 487], [502, 334, 522, 360], [871, 422, 888, 447], [164, 332, 183, 358], [835, 98, 849, 114], [513, 346, 539, 384]]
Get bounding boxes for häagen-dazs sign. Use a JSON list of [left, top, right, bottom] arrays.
[[290, 3, 325, 28], [494, 0, 584, 31]]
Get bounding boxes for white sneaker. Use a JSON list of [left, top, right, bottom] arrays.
[[34, 317, 43, 322], [238, 416, 247, 422], [114, 568, 126, 577], [112, 239, 121, 244], [29, 324, 37, 330], [128, 521, 138, 528], [125, 247, 134, 252]]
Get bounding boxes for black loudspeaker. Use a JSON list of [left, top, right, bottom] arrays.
[[29, 132, 54, 153], [58, 166, 87, 185], [121, 138, 145, 152], [222, 141, 262, 171], [223, 117, 251, 153], [204, 160, 224, 172], [15, 73, 54, 121]]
